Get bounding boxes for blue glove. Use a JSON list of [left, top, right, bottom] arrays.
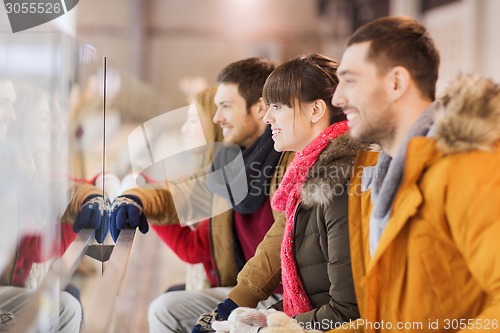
[[192, 298, 238, 333], [109, 194, 149, 242], [73, 194, 110, 244]]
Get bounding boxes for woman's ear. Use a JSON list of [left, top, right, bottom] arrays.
[[310, 99, 327, 124]]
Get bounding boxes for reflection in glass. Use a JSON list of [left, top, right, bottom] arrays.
[[0, 32, 91, 332]]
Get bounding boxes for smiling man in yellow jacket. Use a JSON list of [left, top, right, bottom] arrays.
[[240, 16, 500, 333], [324, 16, 500, 333]]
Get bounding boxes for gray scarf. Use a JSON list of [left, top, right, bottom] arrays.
[[369, 101, 440, 255]]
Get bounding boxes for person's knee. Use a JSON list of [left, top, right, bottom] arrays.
[[148, 289, 227, 332], [59, 292, 82, 332], [148, 292, 181, 323]]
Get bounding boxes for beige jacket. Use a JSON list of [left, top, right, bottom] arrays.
[[127, 152, 294, 289]]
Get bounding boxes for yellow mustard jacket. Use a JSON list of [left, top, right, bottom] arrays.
[[330, 76, 500, 332]]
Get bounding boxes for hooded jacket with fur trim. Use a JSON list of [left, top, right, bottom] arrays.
[[331, 74, 500, 333], [281, 134, 361, 326]]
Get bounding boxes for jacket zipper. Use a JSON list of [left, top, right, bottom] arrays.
[[291, 202, 303, 282], [208, 194, 220, 286]]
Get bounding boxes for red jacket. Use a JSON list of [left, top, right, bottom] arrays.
[[152, 220, 217, 287], [13, 224, 77, 286]]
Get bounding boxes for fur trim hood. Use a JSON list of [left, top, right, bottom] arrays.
[[435, 74, 500, 154], [301, 133, 362, 207]]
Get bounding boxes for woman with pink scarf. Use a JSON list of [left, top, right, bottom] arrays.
[[202, 54, 361, 333], [261, 54, 361, 330]]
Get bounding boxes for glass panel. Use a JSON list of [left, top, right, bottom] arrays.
[[0, 20, 214, 332], [0, 30, 84, 331]]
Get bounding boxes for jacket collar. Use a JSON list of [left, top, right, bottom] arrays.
[[301, 133, 362, 207], [368, 74, 500, 266], [434, 74, 500, 154], [368, 138, 441, 268]]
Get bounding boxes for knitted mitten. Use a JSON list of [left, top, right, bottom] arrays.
[[260, 312, 322, 333], [73, 194, 110, 243], [109, 194, 148, 241], [192, 298, 238, 333], [0, 310, 16, 330], [211, 307, 271, 333]]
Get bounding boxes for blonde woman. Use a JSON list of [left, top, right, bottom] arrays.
[[152, 87, 223, 291]]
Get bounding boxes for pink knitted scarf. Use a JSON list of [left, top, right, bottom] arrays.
[[271, 121, 348, 317]]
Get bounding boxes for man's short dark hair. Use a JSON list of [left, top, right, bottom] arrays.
[[216, 58, 275, 112], [348, 16, 440, 100]]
